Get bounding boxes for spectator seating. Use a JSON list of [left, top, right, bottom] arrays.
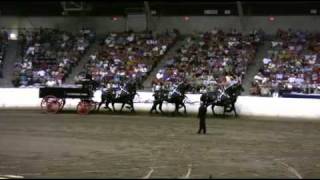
[[12, 28, 95, 87], [252, 29, 320, 96], [151, 28, 262, 93], [77, 30, 178, 89]]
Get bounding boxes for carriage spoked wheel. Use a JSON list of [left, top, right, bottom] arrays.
[[58, 99, 66, 111], [89, 100, 98, 112], [76, 101, 91, 115], [40, 95, 61, 114]]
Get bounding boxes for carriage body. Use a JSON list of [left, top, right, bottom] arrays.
[[39, 86, 93, 99], [39, 85, 97, 115]]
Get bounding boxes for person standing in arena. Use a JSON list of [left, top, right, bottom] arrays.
[[197, 102, 207, 134]]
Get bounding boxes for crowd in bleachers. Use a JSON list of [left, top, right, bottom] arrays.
[[0, 28, 9, 78], [76, 30, 178, 89], [251, 29, 320, 96], [151, 28, 263, 93], [6, 26, 320, 98], [12, 27, 95, 87]]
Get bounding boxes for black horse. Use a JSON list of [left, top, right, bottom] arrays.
[[150, 82, 191, 115], [97, 82, 137, 112], [200, 83, 244, 117], [149, 89, 169, 114]]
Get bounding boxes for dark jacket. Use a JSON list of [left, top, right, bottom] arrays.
[[197, 104, 207, 119]]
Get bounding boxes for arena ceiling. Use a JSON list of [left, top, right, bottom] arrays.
[[0, 1, 319, 16]]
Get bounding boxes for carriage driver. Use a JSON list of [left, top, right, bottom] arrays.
[[80, 72, 94, 89], [152, 82, 162, 92], [226, 74, 239, 89], [115, 82, 129, 99], [102, 80, 113, 93], [84, 72, 93, 81], [216, 74, 238, 102], [168, 80, 182, 98], [112, 81, 121, 98]]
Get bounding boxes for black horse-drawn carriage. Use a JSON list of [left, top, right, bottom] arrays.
[[39, 80, 98, 114]]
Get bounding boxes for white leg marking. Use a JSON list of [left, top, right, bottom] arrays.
[[143, 168, 154, 179], [3, 175, 24, 178], [183, 164, 192, 179], [0, 175, 24, 179], [274, 159, 303, 179]]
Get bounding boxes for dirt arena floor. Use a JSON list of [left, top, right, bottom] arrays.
[[0, 109, 320, 178]]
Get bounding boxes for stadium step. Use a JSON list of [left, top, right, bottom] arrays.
[[241, 40, 271, 95], [0, 40, 19, 87], [64, 40, 100, 84], [142, 37, 185, 90]]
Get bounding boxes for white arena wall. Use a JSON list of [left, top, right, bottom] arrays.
[[0, 88, 319, 120]]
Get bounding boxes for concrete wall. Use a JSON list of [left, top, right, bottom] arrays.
[[1, 16, 320, 35], [0, 88, 319, 120], [152, 16, 320, 34], [127, 14, 147, 32], [151, 16, 241, 34], [0, 16, 127, 35], [242, 16, 320, 34]]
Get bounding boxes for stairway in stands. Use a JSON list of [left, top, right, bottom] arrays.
[[241, 40, 271, 95], [0, 40, 19, 87], [65, 40, 100, 84], [142, 38, 185, 90]]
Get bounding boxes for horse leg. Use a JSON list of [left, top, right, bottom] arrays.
[[159, 102, 164, 114], [211, 105, 216, 116], [97, 102, 102, 111], [112, 102, 116, 112], [182, 103, 187, 115], [120, 102, 125, 112], [61, 99, 66, 111], [233, 103, 238, 117], [223, 106, 226, 118], [175, 103, 180, 115], [149, 102, 153, 113], [97, 98, 104, 111], [105, 101, 112, 111], [150, 102, 157, 114], [104, 98, 109, 109], [130, 101, 135, 113]]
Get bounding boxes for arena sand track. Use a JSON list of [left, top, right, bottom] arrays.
[[0, 109, 320, 178]]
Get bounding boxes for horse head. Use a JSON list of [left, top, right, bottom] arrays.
[[177, 82, 191, 95], [225, 83, 244, 97], [122, 82, 137, 99]]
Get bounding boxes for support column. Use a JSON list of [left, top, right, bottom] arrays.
[[144, 1, 151, 31], [237, 1, 245, 33]]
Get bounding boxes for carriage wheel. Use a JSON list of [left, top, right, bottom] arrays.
[[40, 95, 61, 114], [89, 101, 97, 112], [76, 101, 91, 115], [46, 100, 61, 114], [58, 99, 65, 111]]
